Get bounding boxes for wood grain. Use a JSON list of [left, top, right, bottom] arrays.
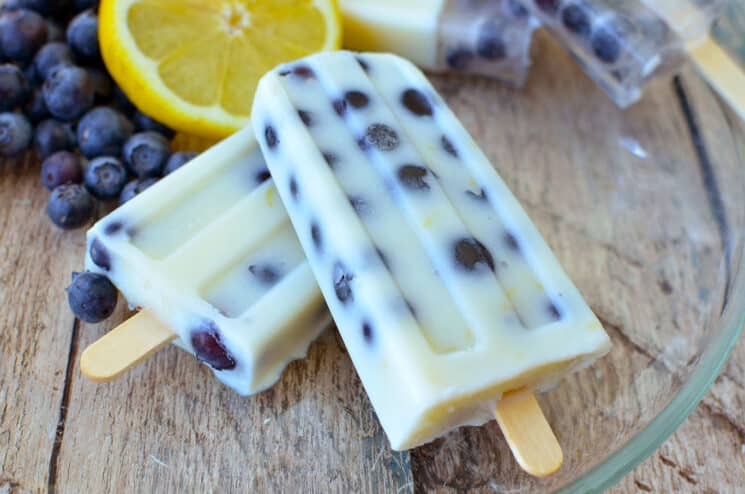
[[0, 30, 743, 494]]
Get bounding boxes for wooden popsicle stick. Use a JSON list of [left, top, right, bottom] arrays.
[[494, 388, 563, 478], [80, 310, 176, 382], [690, 37, 745, 122]]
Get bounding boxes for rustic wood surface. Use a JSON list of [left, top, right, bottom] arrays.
[[1, 32, 744, 493]]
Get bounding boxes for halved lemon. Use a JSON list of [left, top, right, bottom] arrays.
[[100, 0, 341, 138]]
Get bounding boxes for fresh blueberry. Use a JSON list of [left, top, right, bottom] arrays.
[[66, 9, 100, 63], [33, 42, 75, 81], [43, 64, 95, 121], [477, 22, 507, 60], [40, 150, 82, 189], [562, 3, 592, 38], [84, 156, 128, 200], [87, 67, 112, 102], [111, 86, 136, 116], [119, 177, 157, 204], [163, 151, 197, 175], [132, 110, 174, 139], [0, 64, 29, 111], [33, 118, 75, 158], [591, 25, 621, 64], [67, 272, 118, 323], [190, 321, 236, 370], [47, 183, 95, 229], [77, 106, 134, 158], [0, 9, 48, 64], [123, 131, 170, 177], [0, 112, 32, 156], [24, 87, 48, 122]]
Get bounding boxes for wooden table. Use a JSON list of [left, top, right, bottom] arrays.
[[1, 33, 744, 493]]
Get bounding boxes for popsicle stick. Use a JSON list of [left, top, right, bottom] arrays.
[[494, 388, 563, 477], [80, 310, 176, 382], [690, 37, 745, 122]]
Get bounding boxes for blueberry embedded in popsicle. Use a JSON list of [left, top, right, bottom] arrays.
[[264, 125, 278, 149], [547, 301, 563, 321], [397, 164, 431, 191], [279, 64, 315, 79], [255, 168, 271, 184], [362, 123, 400, 151], [297, 109, 313, 126], [441, 135, 458, 157], [361, 320, 374, 344], [466, 188, 488, 201], [454, 237, 495, 272], [190, 321, 236, 371], [477, 22, 507, 60], [401, 89, 433, 117], [591, 25, 622, 64], [561, 3, 592, 38], [504, 231, 521, 253], [288, 176, 299, 200], [104, 221, 123, 236], [332, 261, 354, 304], [344, 90, 370, 109], [89, 237, 111, 271], [248, 264, 281, 285], [310, 222, 323, 252]]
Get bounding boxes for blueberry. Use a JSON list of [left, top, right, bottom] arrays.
[[591, 25, 621, 64], [441, 135, 458, 157], [264, 125, 278, 149], [465, 188, 488, 201], [279, 64, 314, 79], [332, 99, 347, 117], [344, 90, 370, 109], [547, 301, 562, 320], [190, 321, 236, 370], [33, 42, 75, 81], [24, 87, 49, 122], [248, 264, 281, 285], [254, 167, 271, 184], [132, 110, 174, 139], [361, 321, 373, 344], [477, 22, 507, 60], [123, 131, 170, 177], [362, 123, 399, 151], [40, 150, 82, 190], [535, 0, 560, 13], [67, 272, 118, 323], [503, 231, 521, 252], [89, 237, 111, 270], [0, 64, 29, 111], [445, 48, 473, 70], [310, 222, 322, 252], [77, 106, 134, 158], [0, 112, 32, 156], [453, 237, 495, 272], [401, 89, 433, 116], [332, 261, 354, 304], [66, 9, 100, 63], [562, 3, 592, 38], [0, 9, 48, 64], [163, 151, 197, 175], [84, 156, 127, 200], [87, 67, 112, 102], [119, 177, 157, 204], [47, 183, 95, 229], [43, 64, 95, 121], [288, 175, 299, 200], [397, 164, 430, 190], [111, 86, 136, 116], [297, 109, 312, 126], [33, 118, 75, 158]]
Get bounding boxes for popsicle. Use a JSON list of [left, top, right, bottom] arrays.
[[82, 127, 329, 395], [252, 51, 611, 454], [517, 0, 726, 107], [340, 0, 539, 86]]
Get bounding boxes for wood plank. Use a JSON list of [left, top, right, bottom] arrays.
[[0, 154, 85, 492]]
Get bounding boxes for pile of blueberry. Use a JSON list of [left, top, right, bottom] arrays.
[[0, 0, 198, 230]]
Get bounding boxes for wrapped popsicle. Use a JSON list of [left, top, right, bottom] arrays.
[[252, 51, 611, 456], [519, 0, 725, 107], [340, 0, 539, 86], [82, 127, 328, 395]]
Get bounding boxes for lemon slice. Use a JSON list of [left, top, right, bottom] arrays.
[[100, 0, 341, 138]]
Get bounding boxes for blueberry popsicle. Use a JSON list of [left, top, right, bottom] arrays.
[[522, 0, 724, 107], [252, 51, 611, 451], [84, 127, 328, 395], [340, 0, 539, 86]]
